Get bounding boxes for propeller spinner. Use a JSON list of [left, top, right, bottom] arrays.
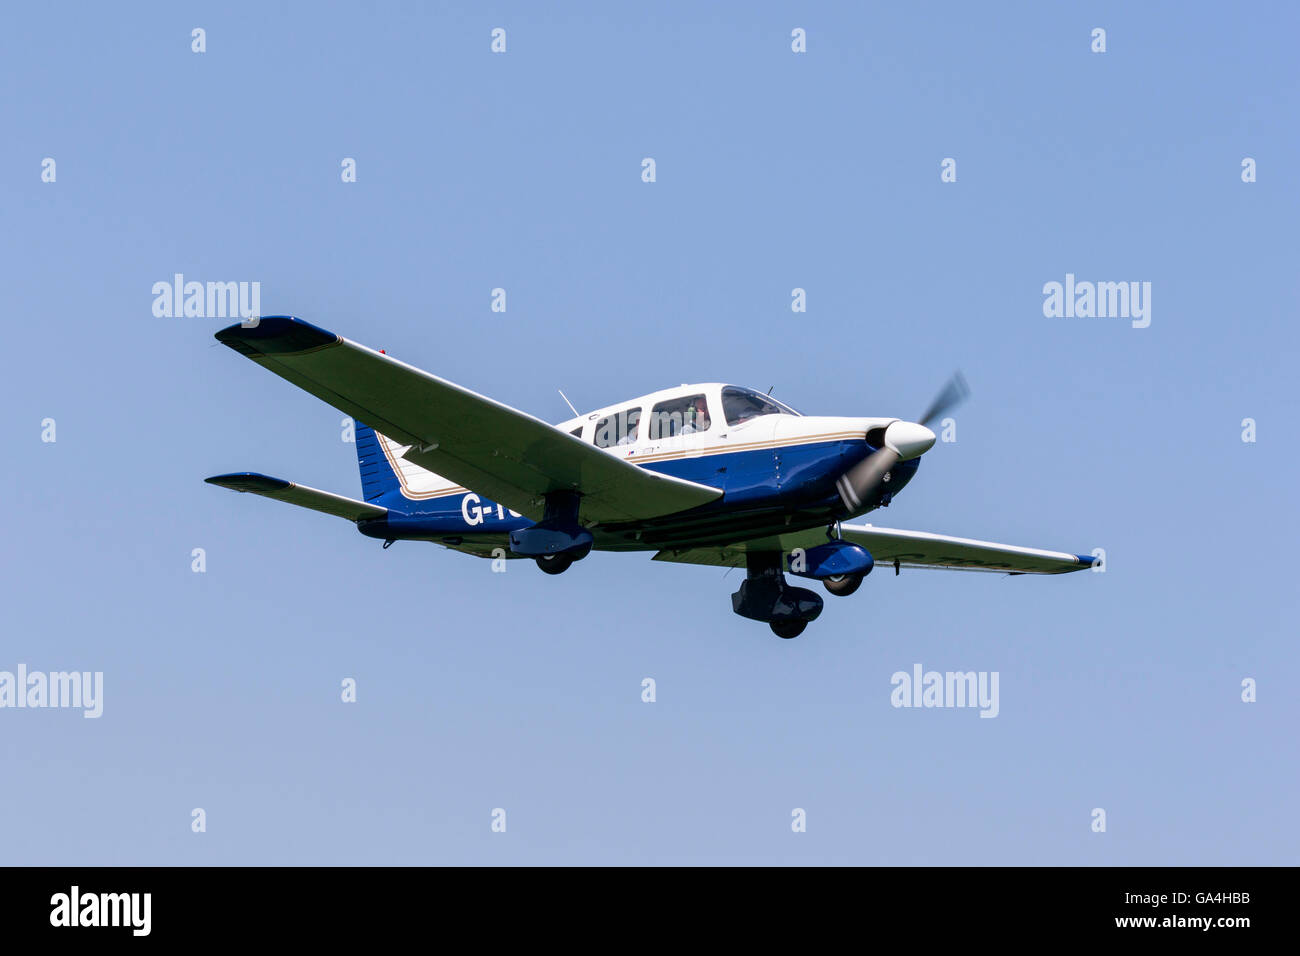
[[835, 372, 969, 513]]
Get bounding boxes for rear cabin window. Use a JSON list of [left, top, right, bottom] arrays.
[[593, 407, 642, 447], [721, 386, 797, 426], [648, 394, 712, 439]]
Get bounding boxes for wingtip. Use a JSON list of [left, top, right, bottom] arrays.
[[205, 472, 292, 493], [214, 316, 340, 357]]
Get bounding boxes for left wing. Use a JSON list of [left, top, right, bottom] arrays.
[[654, 524, 1096, 575], [214, 317, 721, 523]]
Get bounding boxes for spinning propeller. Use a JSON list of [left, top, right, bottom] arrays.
[[835, 372, 970, 512]]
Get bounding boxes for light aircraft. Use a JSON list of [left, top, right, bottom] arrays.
[[207, 317, 1095, 638]]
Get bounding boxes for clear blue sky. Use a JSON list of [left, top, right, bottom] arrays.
[[2, 1, 1295, 865]]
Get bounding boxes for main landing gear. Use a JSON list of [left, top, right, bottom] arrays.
[[513, 492, 591, 576], [822, 572, 865, 597], [730, 552, 824, 639]]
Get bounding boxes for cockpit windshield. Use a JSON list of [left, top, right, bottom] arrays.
[[721, 386, 801, 426]]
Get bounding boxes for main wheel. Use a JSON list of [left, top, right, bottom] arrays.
[[535, 553, 574, 575], [823, 572, 863, 597], [769, 619, 807, 639]]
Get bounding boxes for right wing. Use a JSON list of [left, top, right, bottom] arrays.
[[653, 525, 1096, 575], [838, 524, 1097, 574], [214, 317, 722, 523]]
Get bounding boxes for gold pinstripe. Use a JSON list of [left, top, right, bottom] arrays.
[[630, 430, 864, 464]]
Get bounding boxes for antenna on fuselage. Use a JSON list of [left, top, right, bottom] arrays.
[[766, 385, 775, 395], [557, 389, 579, 417]]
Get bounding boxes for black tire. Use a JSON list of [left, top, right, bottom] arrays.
[[822, 572, 863, 597], [535, 553, 574, 575], [769, 619, 807, 639]]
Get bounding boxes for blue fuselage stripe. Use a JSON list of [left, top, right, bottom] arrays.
[[357, 439, 919, 549]]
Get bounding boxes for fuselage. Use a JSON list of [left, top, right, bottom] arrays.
[[356, 383, 919, 555]]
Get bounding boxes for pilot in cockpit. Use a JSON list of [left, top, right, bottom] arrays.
[[682, 397, 710, 434], [616, 414, 639, 445]]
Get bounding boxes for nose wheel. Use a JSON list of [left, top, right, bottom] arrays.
[[769, 620, 807, 639], [535, 553, 574, 575]]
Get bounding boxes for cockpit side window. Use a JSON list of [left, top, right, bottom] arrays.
[[721, 386, 797, 426], [592, 407, 642, 448], [648, 394, 712, 439]]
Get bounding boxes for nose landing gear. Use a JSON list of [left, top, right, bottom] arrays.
[[769, 619, 808, 640], [731, 551, 824, 639], [535, 553, 574, 575]]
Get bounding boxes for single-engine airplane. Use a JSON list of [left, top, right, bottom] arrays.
[[207, 317, 1095, 638]]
